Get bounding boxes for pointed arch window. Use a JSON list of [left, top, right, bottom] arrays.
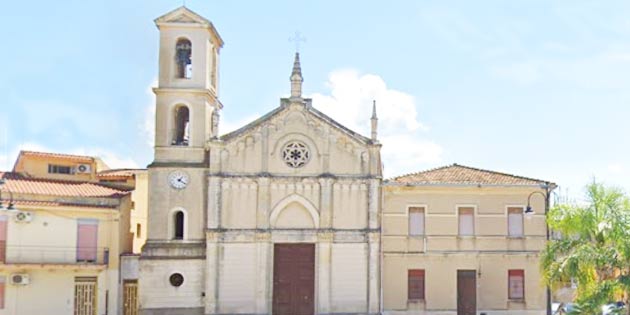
[[173, 211, 184, 240], [172, 106, 190, 146], [176, 38, 192, 79]]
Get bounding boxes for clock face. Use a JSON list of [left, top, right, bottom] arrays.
[[168, 171, 189, 190]]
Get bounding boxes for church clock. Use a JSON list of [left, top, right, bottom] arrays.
[[168, 170, 189, 189]]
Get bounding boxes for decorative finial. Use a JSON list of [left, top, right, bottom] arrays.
[[371, 100, 378, 141], [290, 52, 303, 99]]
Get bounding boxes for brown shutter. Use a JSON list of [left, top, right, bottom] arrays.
[[408, 269, 425, 300], [508, 270, 525, 299]]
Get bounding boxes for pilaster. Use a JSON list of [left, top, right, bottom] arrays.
[[317, 232, 333, 313]]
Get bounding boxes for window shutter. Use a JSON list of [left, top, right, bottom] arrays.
[[408, 269, 425, 300], [508, 270, 525, 299], [409, 207, 425, 236], [77, 219, 99, 262], [458, 207, 474, 236], [508, 207, 524, 236]]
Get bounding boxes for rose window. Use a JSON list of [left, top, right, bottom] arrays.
[[282, 141, 310, 168]]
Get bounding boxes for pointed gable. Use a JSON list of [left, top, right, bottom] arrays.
[[390, 164, 554, 187], [154, 6, 224, 47], [220, 100, 373, 146]]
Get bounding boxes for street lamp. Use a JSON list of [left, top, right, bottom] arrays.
[[525, 191, 547, 215], [526, 186, 553, 315]]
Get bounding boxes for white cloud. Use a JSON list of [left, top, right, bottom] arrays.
[[608, 163, 625, 173], [308, 69, 443, 177]]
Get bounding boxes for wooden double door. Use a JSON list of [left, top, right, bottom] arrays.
[[272, 244, 315, 315], [457, 270, 477, 315]]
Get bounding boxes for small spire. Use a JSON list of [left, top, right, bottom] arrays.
[[290, 52, 303, 99], [371, 100, 378, 141], [371, 100, 378, 119]]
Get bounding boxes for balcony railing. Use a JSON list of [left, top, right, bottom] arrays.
[[0, 244, 109, 265]]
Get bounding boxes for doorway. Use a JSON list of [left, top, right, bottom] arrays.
[[272, 244, 315, 315]]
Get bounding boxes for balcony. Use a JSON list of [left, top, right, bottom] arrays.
[[0, 244, 109, 269]]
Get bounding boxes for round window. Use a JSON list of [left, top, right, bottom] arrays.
[[282, 141, 310, 168], [169, 273, 184, 287]]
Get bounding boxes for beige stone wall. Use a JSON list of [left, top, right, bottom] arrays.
[[146, 167, 207, 241], [131, 171, 149, 253], [383, 185, 548, 314], [139, 259, 205, 309]]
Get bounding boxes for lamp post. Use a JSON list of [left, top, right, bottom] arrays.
[[525, 186, 553, 315]]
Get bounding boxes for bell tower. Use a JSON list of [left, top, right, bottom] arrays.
[[140, 8, 224, 314], [153, 6, 224, 164]]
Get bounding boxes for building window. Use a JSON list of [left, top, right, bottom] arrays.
[[508, 207, 524, 237], [136, 223, 141, 238], [508, 269, 525, 300], [458, 207, 475, 236], [48, 164, 72, 174], [408, 269, 425, 300], [174, 211, 184, 240], [408, 207, 425, 236], [172, 106, 190, 146], [176, 38, 192, 79], [77, 219, 99, 262], [74, 277, 97, 315]]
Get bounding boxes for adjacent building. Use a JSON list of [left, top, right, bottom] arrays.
[[0, 151, 148, 315], [383, 164, 555, 315]]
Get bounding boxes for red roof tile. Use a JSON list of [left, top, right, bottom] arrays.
[[97, 169, 145, 178], [0, 172, 128, 198], [7, 199, 117, 209], [390, 164, 553, 186]]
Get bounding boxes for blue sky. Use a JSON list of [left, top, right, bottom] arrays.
[[1, 0, 630, 200]]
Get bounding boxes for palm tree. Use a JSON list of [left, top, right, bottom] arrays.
[[541, 182, 630, 315]]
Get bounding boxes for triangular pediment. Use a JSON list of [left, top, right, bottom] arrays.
[[220, 100, 373, 146], [155, 6, 211, 25], [154, 6, 224, 47]]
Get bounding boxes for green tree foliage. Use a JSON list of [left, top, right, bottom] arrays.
[[541, 182, 630, 315]]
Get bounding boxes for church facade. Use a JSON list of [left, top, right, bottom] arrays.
[[139, 6, 554, 315], [139, 7, 380, 315]]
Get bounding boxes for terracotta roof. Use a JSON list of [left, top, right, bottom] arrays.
[[17, 150, 94, 163], [6, 200, 117, 209], [97, 169, 146, 178], [389, 164, 553, 186], [0, 172, 128, 198]]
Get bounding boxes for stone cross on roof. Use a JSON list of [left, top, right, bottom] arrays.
[[289, 31, 307, 52]]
